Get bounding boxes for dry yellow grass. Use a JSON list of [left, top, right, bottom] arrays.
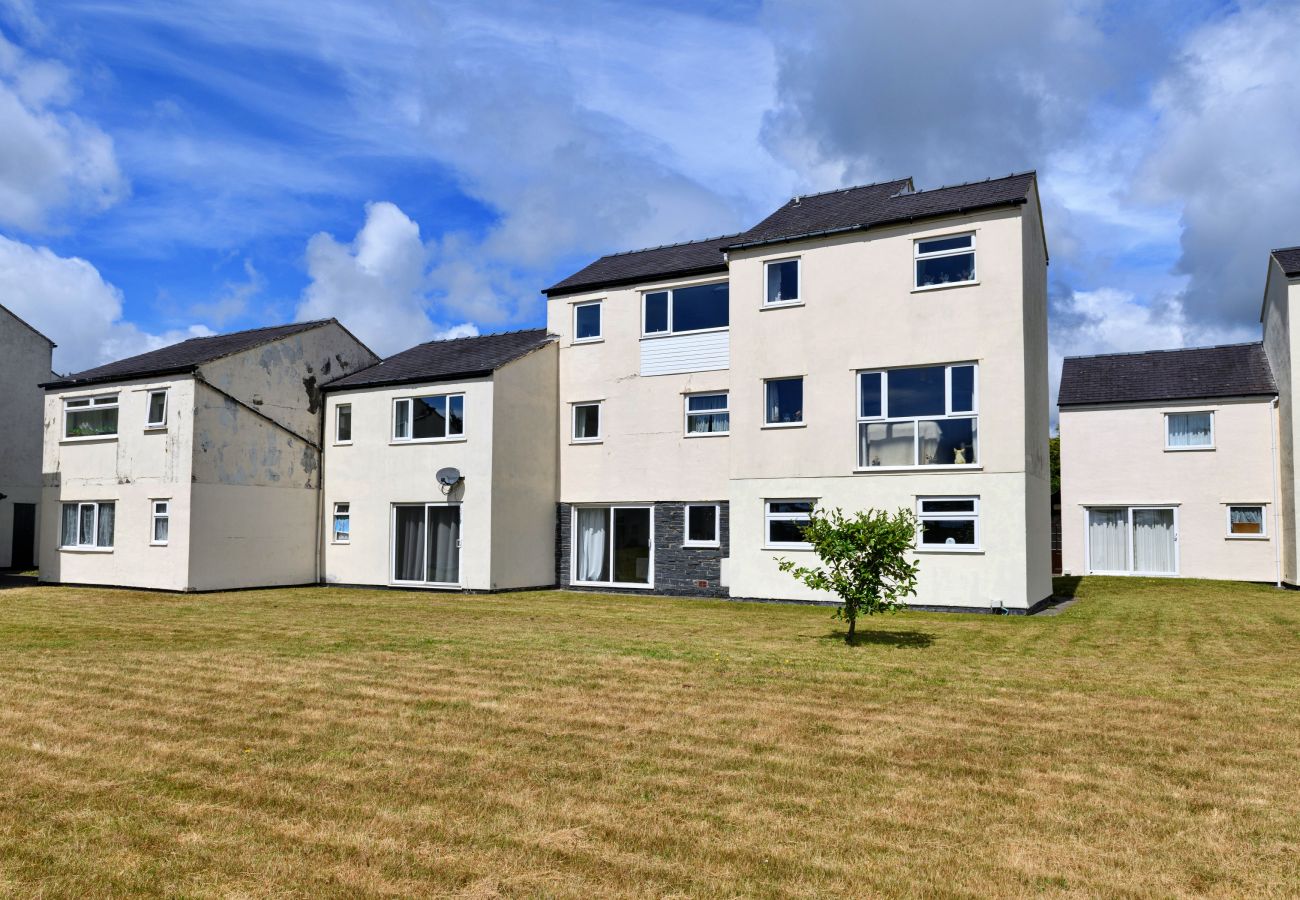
[[0, 576, 1297, 897]]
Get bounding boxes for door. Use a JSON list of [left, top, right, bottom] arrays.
[[1087, 508, 1128, 574], [392, 503, 461, 586], [1132, 508, 1176, 574], [426, 506, 461, 585], [1086, 506, 1177, 575], [10, 504, 35, 570]]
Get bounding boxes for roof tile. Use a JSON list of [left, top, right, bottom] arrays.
[[325, 328, 553, 391], [1057, 342, 1277, 407]]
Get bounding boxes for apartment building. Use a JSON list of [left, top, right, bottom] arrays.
[[1058, 344, 1279, 581], [320, 329, 557, 591], [545, 172, 1054, 612], [0, 304, 56, 569], [40, 320, 378, 590]]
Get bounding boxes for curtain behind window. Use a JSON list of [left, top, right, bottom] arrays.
[[61, 504, 77, 546], [1088, 509, 1127, 572], [1132, 509, 1175, 573], [576, 508, 609, 582], [428, 507, 460, 584], [1168, 413, 1212, 446], [96, 503, 115, 547], [394, 506, 425, 581]]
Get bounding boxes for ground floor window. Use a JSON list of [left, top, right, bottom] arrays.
[[916, 497, 980, 550], [573, 506, 652, 587], [765, 500, 813, 549], [151, 500, 169, 545], [684, 504, 720, 547], [61, 501, 115, 549], [1226, 505, 1266, 537], [333, 503, 351, 543], [392, 503, 461, 585], [1087, 506, 1177, 575]]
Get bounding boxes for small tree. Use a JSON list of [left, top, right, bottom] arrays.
[[776, 506, 920, 644]]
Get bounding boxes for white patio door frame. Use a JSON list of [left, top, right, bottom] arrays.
[[1084, 505, 1179, 576], [389, 501, 463, 588]]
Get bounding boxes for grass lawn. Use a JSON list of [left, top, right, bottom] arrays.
[[0, 578, 1297, 897]]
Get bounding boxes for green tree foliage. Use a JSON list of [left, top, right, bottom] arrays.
[[1049, 435, 1061, 494], [776, 506, 920, 644]]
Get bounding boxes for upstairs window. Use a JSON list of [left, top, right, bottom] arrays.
[[336, 403, 352, 443], [765, 258, 800, 305], [572, 402, 601, 442], [765, 377, 804, 426], [64, 395, 119, 439], [393, 394, 464, 442], [61, 501, 114, 549], [1166, 412, 1213, 450], [685, 392, 729, 435], [858, 363, 977, 468], [643, 281, 729, 336], [574, 301, 602, 342], [915, 233, 976, 288], [146, 390, 168, 429]]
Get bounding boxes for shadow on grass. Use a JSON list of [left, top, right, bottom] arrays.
[[820, 629, 935, 649], [1052, 575, 1083, 599]]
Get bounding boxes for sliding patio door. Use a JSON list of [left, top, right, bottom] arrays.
[[573, 505, 652, 588], [393, 503, 461, 586], [1086, 507, 1177, 575]]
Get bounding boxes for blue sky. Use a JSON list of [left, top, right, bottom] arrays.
[[2, 0, 1299, 409]]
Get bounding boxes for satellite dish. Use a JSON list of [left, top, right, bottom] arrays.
[[436, 467, 462, 487]]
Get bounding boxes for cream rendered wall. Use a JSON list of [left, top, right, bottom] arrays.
[[322, 376, 497, 591], [1020, 183, 1055, 605], [1261, 261, 1296, 584], [1059, 397, 1278, 582], [725, 206, 1044, 608], [0, 307, 53, 568], [39, 378, 196, 590], [546, 275, 730, 504], [489, 344, 559, 589]]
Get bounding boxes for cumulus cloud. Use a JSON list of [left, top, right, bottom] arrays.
[[0, 235, 212, 372], [295, 201, 476, 356], [0, 33, 127, 231]]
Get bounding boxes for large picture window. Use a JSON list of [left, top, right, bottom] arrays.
[[916, 497, 980, 551], [573, 506, 653, 587], [60, 501, 115, 549], [858, 364, 977, 468], [64, 395, 119, 439], [915, 233, 976, 288], [643, 281, 729, 336], [393, 394, 464, 442]]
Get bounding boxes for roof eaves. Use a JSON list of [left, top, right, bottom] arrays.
[[41, 364, 199, 391], [1057, 389, 1278, 409], [322, 368, 496, 393], [543, 263, 730, 297]]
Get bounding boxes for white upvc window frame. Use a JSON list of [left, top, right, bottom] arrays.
[[571, 401, 602, 443], [684, 391, 730, 437], [1165, 410, 1215, 451], [640, 280, 730, 338], [764, 499, 815, 550], [913, 231, 977, 291], [1083, 505, 1181, 577], [572, 300, 603, 343], [763, 256, 802, 306], [145, 389, 168, 430], [763, 376, 805, 428], [570, 503, 656, 590], [856, 362, 979, 470], [389, 501, 463, 588], [63, 393, 120, 441], [915, 496, 981, 553], [335, 403, 353, 445], [683, 503, 721, 548], [333, 502, 351, 544], [1225, 503, 1268, 540], [60, 500, 115, 551], [150, 500, 170, 546], [392, 393, 466, 444]]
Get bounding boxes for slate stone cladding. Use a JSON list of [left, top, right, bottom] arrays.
[[556, 502, 729, 598]]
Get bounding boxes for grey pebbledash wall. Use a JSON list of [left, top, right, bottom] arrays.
[[556, 502, 729, 598]]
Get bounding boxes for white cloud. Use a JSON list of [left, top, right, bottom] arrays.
[[189, 257, 264, 326], [0, 33, 126, 231], [295, 202, 476, 357], [0, 235, 211, 372]]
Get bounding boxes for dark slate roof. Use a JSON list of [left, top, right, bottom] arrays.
[[42, 320, 337, 389], [1272, 246, 1300, 278], [543, 233, 739, 297], [1058, 342, 1277, 407], [324, 328, 554, 391], [544, 171, 1037, 296]]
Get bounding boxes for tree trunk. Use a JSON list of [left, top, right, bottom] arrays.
[[846, 615, 856, 644]]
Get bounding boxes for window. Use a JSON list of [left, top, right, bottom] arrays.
[[574, 301, 602, 342], [765, 500, 813, 549], [1166, 412, 1213, 449], [333, 502, 351, 543], [858, 364, 977, 468], [573, 506, 653, 587], [765, 258, 800, 305], [764, 378, 804, 426], [64, 394, 119, 439], [643, 281, 729, 336], [60, 501, 114, 549], [917, 497, 980, 551], [572, 402, 601, 442], [393, 394, 464, 442], [392, 504, 461, 585], [146, 390, 168, 429], [336, 404, 352, 443], [685, 392, 729, 435], [151, 501, 169, 545], [684, 504, 720, 547], [915, 233, 976, 288], [1227, 505, 1266, 538]]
